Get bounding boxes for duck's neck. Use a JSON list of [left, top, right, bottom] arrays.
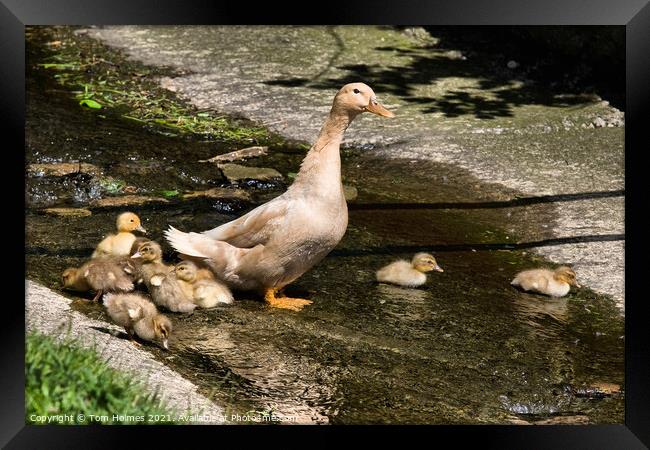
[[293, 109, 357, 191]]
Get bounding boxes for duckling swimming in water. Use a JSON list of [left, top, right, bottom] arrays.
[[62, 257, 136, 302], [175, 260, 234, 308], [92, 212, 147, 258], [103, 292, 172, 349], [376, 253, 443, 288], [511, 266, 581, 298]]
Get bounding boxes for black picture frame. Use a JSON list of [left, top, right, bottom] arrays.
[[4, 0, 648, 447]]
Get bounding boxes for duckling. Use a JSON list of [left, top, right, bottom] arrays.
[[130, 236, 151, 257], [92, 212, 147, 258], [103, 292, 172, 349], [376, 253, 444, 287], [148, 270, 197, 313], [130, 241, 172, 289], [511, 266, 581, 298], [62, 257, 136, 302], [175, 260, 234, 308], [127, 237, 151, 284]]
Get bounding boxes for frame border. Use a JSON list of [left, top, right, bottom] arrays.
[[4, 1, 648, 447]]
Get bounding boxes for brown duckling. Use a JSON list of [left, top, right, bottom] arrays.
[[62, 257, 136, 302], [130, 236, 151, 257], [175, 260, 234, 308], [511, 266, 581, 298], [376, 253, 443, 287], [103, 292, 172, 349], [92, 212, 147, 258], [148, 270, 197, 313], [130, 241, 173, 290]]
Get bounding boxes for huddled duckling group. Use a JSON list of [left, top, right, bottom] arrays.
[[61, 211, 233, 349]]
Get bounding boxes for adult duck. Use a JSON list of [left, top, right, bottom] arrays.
[[165, 83, 394, 310]]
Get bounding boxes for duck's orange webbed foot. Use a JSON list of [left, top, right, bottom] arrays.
[[264, 288, 313, 311]]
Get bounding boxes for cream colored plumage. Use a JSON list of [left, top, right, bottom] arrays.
[[165, 83, 394, 311], [103, 292, 172, 349], [175, 260, 234, 308], [376, 253, 443, 287], [92, 212, 147, 258], [511, 266, 581, 298]]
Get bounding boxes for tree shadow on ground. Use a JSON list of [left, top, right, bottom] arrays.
[[264, 27, 618, 119]]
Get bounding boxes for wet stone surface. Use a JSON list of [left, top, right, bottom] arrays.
[[25, 26, 624, 424]]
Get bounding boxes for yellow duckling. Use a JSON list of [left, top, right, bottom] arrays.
[[92, 212, 147, 258], [175, 260, 234, 308], [62, 257, 136, 302], [103, 292, 172, 349], [511, 266, 581, 298], [376, 253, 444, 287]]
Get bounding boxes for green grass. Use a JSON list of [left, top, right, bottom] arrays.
[[28, 26, 278, 144], [26, 331, 178, 425]]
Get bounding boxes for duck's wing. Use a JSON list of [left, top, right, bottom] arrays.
[[201, 197, 288, 248]]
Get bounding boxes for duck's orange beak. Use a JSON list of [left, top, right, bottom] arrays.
[[365, 96, 395, 118]]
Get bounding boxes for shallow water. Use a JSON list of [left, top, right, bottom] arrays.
[[25, 31, 624, 424]]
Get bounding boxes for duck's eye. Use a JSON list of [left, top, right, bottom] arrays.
[[353, 88, 360, 94], [130, 219, 134, 222]]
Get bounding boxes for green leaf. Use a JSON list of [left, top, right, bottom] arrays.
[[38, 62, 78, 70], [161, 189, 179, 198], [79, 99, 102, 109], [99, 178, 126, 194]]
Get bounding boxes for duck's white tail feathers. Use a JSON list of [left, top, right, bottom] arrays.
[[164, 226, 214, 258], [165, 225, 251, 280]]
